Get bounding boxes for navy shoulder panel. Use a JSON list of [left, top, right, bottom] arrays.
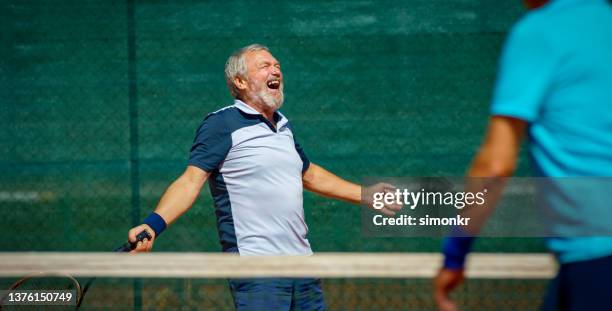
[[188, 106, 259, 171]]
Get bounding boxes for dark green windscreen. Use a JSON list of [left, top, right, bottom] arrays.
[[0, 1, 541, 253]]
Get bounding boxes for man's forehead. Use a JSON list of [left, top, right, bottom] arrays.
[[245, 50, 279, 64]]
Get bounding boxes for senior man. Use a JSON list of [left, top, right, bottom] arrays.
[[127, 44, 398, 310]]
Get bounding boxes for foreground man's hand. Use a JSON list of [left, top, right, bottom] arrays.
[[433, 268, 465, 311]]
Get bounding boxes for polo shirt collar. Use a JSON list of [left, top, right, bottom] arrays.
[[234, 99, 260, 115], [234, 99, 288, 130]]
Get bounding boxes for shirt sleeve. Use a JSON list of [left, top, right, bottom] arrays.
[[294, 140, 311, 173], [490, 17, 557, 122], [286, 121, 310, 173], [188, 113, 232, 172]]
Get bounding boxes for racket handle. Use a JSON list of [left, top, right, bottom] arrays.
[[115, 230, 152, 252]]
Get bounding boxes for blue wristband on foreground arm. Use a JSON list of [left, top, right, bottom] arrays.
[[143, 212, 167, 237], [442, 227, 476, 270]]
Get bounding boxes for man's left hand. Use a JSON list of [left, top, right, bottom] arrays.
[[363, 182, 403, 216]]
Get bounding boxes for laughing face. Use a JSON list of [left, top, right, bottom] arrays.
[[240, 50, 284, 110]]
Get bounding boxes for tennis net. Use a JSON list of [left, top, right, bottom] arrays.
[[0, 252, 555, 310]]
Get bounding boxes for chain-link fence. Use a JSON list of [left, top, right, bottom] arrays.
[[1, 1, 549, 310]]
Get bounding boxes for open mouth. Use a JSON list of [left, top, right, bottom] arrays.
[[267, 80, 281, 90]]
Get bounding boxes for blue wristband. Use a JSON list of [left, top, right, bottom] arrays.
[[442, 227, 476, 270], [143, 212, 167, 237]]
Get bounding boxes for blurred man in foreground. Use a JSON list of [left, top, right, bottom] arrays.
[[434, 0, 612, 310]]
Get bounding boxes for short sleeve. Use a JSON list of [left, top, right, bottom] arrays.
[[286, 121, 310, 173], [188, 113, 232, 172], [491, 17, 557, 122], [294, 140, 310, 173]]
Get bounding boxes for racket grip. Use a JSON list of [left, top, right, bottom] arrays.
[[115, 230, 152, 252]]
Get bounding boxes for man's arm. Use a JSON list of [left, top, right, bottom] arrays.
[[302, 163, 361, 204], [433, 116, 526, 311], [129, 165, 210, 252], [302, 163, 401, 215], [468, 116, 526, 177], [151, 165, 210, 225]]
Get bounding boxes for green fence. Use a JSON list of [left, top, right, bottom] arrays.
[[1, 0, 544, 253], [0, 2, 553, 310]]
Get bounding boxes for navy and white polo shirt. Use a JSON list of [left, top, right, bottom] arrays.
[[188, 100, 312, 256]]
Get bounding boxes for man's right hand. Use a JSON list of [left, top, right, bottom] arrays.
[[128, 224, 156, 253]]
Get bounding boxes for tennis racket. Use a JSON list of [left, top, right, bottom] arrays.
[[0, 230, 152, 310]]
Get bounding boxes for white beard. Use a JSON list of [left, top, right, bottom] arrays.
[[257, 87, 284, 110]]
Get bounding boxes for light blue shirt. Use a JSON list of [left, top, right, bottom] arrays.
[[189, 100, 312, 256], [490, 0, 612, 263]]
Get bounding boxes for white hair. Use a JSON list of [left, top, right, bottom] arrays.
[[224, 44, 270, 98]]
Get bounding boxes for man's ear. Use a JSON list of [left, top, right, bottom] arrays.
[[234, 76, 248, 92]]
